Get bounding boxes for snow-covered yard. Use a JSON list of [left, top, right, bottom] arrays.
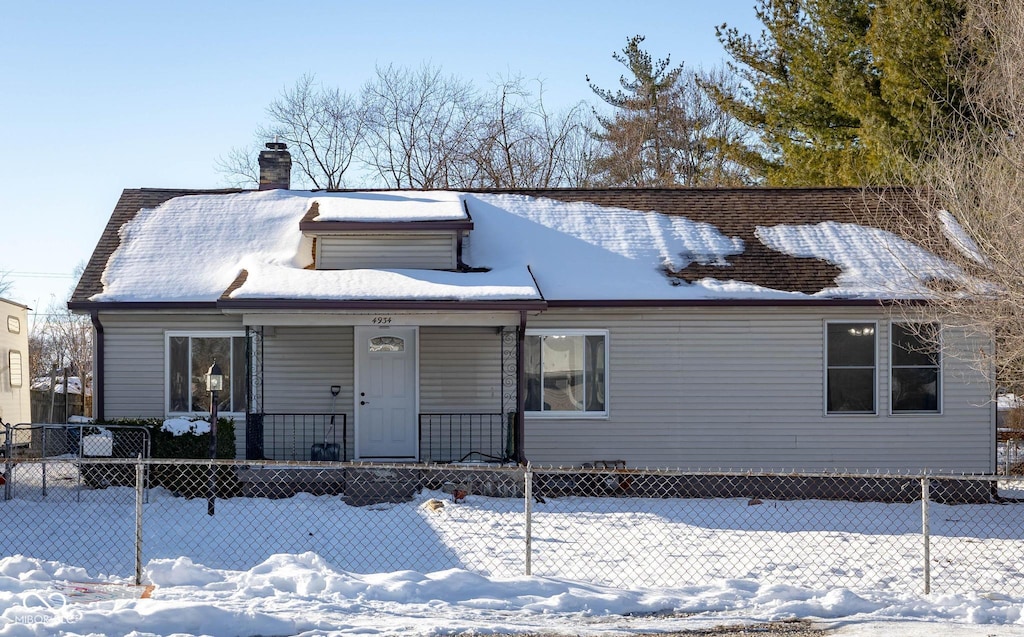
[[1, 462, 1023, 636]]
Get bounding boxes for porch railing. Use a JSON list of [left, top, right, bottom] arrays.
[[419, 413, 514, 464], [260, 413, 348, 462]]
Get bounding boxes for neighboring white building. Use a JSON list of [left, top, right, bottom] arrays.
[[0, 298, 31, 425], [68, 145, 995, 473]]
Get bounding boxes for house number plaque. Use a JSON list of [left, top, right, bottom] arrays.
[[371, 315, 392, 325]]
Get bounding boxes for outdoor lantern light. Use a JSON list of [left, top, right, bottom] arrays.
[[206, 361, 224, 393], [206, 360, 223, 516]]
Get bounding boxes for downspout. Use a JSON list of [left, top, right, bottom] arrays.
[[515, 309, 527, 465], [90, 311, 104, 421]]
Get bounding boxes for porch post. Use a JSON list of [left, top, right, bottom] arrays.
[[245, 326, 265, 460], [515, 310, 527, 464]]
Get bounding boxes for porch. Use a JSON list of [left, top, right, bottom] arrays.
[[237, 319, 526, 463], [245, 411, 518, 464]]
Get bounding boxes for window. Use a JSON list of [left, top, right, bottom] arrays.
[[826, 322, 876, 414], [7, 316, 20, 334], [167, 333, 246, 413], [891, 322, 941, 413], [8, 350, 22, 388], [369, 336, 405, 352], [524, 330, 608, 417]]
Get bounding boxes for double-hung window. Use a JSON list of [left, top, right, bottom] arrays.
[[891, 322, 941, 413], [166, 332, 246, 414], [524, 330, 608, 417], [826, 322, 876, 414]]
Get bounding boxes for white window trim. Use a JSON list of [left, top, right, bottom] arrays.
[[824, 320, 878, 416], [525, 329, 610, 419], [7, 316, 20, 334], [889, 321, 943, 416], [8, 350, 23, 388], [165, 331, 246, 417]]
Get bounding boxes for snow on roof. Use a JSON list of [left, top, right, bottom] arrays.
[[311, 191, 466, 222], [466, 194, 778, 301], [755, 222, 961, 298], [96, 190, 315, 302], [232, 264, 540, 301], [93, 190, 959, 304], [937, 209, 988, 266]]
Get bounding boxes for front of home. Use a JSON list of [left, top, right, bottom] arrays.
[[68, 145, 995, 473]]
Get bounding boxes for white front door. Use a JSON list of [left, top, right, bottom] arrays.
[[355, 326, 419, 460]]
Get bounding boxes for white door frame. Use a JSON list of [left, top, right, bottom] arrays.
[[353, 325, 420, 461]]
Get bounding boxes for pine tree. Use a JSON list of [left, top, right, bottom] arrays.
[[588, 36, 749, 187], [708, 0, 964, 186]]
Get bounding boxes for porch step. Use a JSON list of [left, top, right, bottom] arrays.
[[343, 467, 420, 506]]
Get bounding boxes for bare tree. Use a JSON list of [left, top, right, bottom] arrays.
[[220, 75, 366, 189], [470, 77, 598, 188], [0, 270, 12, 297], [885, 0, 1024, 395], [361, 64, 487, 188]]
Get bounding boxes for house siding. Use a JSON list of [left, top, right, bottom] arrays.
[[419, 326, 502, 413], [522, 307, 994, 473], [93, 306, 993, 472], [0, 301, 30, 426], [98, 312, 247, 455], [317, 233, 456, 270]]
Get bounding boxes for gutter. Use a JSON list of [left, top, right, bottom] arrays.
[[90, 311, 104, 421]]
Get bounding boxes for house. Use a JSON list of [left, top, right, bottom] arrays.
[[0, 298, 31, 426], [68, 144, 995, 474]]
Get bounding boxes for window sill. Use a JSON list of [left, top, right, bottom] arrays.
[[525, 411, 609, 420]]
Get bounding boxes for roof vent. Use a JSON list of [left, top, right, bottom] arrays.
[[258, 142, 292, 190]]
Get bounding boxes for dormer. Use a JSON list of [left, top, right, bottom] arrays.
[[299, 193, 474, 271]]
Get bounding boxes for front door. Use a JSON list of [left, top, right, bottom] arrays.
[[355, 326, 419, 460]]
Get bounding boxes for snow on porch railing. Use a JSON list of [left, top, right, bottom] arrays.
[[418, 413, 514, 464]]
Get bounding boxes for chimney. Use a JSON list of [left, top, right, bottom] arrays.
[[258, 142, 292, 190]]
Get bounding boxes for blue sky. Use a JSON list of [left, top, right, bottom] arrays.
[[0, 1, 762, 324]]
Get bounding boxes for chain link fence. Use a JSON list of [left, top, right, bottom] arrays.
[[0, 454, 1021, 597]]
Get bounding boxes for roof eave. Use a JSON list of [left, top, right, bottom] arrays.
[[299, 220, 474, 233]]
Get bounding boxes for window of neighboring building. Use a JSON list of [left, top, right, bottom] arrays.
[[826, 322, 876, 414], [7, 316, 20, 334], [891, 322, 941, 413], [8, 350, 22, 388], [166, 332, 246, 414], [524, 330, 608, 417]]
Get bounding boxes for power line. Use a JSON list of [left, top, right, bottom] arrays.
[[8, 271, 76, 278]]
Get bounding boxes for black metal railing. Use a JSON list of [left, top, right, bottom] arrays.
[[260, 413, 348, 462], [419, 413, 514, 464]]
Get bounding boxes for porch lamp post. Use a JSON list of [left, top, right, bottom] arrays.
[[205, 361, 223, 516]]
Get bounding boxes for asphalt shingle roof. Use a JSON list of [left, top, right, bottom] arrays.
[[70, 186, 922, 306]]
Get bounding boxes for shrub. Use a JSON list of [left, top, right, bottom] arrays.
[[91, 417, 235, 459]]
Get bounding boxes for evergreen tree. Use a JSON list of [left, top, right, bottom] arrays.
[[588, 36, 750, 187], [709, 0, 964, 186]]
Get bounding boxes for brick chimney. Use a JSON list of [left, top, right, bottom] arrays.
[[258, 142, 292, 190]]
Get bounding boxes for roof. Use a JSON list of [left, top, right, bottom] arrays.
[[69, 186, 953, 310]]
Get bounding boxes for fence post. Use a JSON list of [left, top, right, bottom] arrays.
[[921, 476, 931, 595], [135, 455, 144, 586], [3, 424, 11, 501], [524, 463, 533, 576]]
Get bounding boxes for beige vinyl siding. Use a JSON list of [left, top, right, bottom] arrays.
[[523, 307, 994, 473], [0, 301, 30, 426], [98, 312, 246, 455], [419, 326, 502, 412], [317, 233, 456, 270], [261, 326, 354, 460]]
